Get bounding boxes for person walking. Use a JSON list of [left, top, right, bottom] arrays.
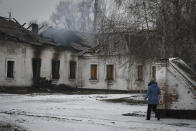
[[145, 80, 161, 120]]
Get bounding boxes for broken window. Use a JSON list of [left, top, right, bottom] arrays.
[[32, 58, 41, 80], [52, 60, 60, 79], [152, 66, 156, 81], [90, 64, 97, 80], [7, 61, 14, 78], [69, 61, 76, 79], [106, 65, 114, 80], [138, 65, 143, 81]]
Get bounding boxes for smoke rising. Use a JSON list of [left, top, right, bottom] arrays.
[[50, 0, 95, 32]]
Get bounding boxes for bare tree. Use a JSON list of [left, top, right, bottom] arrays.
[[50, 0, 195, 64], [97, 0, 196, 61]]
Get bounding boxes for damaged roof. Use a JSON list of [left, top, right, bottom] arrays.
[[0, 16, 57, 46], [0, 16, 97, 53], [41, 27, 97, 51]]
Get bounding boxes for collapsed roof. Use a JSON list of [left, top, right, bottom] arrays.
[[0, 16, 96, 53], [0, 16, 56, 46]]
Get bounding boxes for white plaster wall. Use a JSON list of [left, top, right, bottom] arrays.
[[40, 48, 53, 80], [0, 41, 77, 87], [60, 51, 78, 87], [32, 47, 79, 87], [156, 62, 196, 110], [38, 48, 77, 87], [78, 55, 152, 91], [166, 67, 196, 110], [31, 47, 78, 87], [0, 41, 33, 87], [156, 64, 167, 88]]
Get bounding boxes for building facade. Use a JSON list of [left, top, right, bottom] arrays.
[[0, 17, 196, 117], [0, 17, 78, 88]]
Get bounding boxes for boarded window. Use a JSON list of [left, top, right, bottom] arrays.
[[7, 61, 14, 78], [106, 65, 114, 80], [32, 58, 41, 79], [138, 65, 143, 81], [90, 64, 97, 80], [152, 66, 156, 80], [52, 60, 60, 79], [69, 61, 76, 79]]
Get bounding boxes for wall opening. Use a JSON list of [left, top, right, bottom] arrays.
[[194, 64, 196, 72], [90, 64, 97, 80], [69, 61, 76, 79], [138, 65, 143, 81], [52, 60, 60, 79], [152, 66, 156, 81], [7, 61, 14, 78], [32, 58, 41, 80], [106, 65, 114, 80]]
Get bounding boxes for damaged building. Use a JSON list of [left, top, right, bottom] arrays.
[[76, 32, 196, 118], [0, 16, 196, 118], [0, 17, 78, 88]]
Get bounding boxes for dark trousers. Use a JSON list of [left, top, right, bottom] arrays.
[[146, 104, 160, 120]]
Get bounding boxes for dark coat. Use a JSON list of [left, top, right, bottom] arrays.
[[145, 81, 161, 104]]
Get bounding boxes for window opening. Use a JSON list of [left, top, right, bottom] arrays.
[[7, 61, 14, 78], [70, 61, 76, 79], [107, 65, 114, 80], [32, 58, 41, 79], [138, 65, 143, 81], [52, 60, 60, 79], [90, 64, 97, 80]]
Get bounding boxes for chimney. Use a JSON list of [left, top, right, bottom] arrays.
[[9, 12, 12, 21], [31, 23, 38, 34]]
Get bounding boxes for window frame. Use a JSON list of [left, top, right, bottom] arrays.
[[90, 64, 98, 80], [52, 59, 60, 80], [5, 58, 15, 79], [152, 66, 156, 81], [32, 58, 41, 80], [137, 65, 143, 81], [106, 64, 115, 81], [69, 61, 77, 80]]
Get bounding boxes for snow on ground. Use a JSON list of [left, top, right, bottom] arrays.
[[0, 93, 196, 131]]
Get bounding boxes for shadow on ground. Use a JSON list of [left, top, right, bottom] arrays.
[[101, 95, 146, 105], [0, 121, 26, 131]]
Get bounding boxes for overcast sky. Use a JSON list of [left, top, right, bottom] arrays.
[[0, 0, 64, 24]]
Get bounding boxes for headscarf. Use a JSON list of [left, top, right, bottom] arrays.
[[148, 80, 157, 86]]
